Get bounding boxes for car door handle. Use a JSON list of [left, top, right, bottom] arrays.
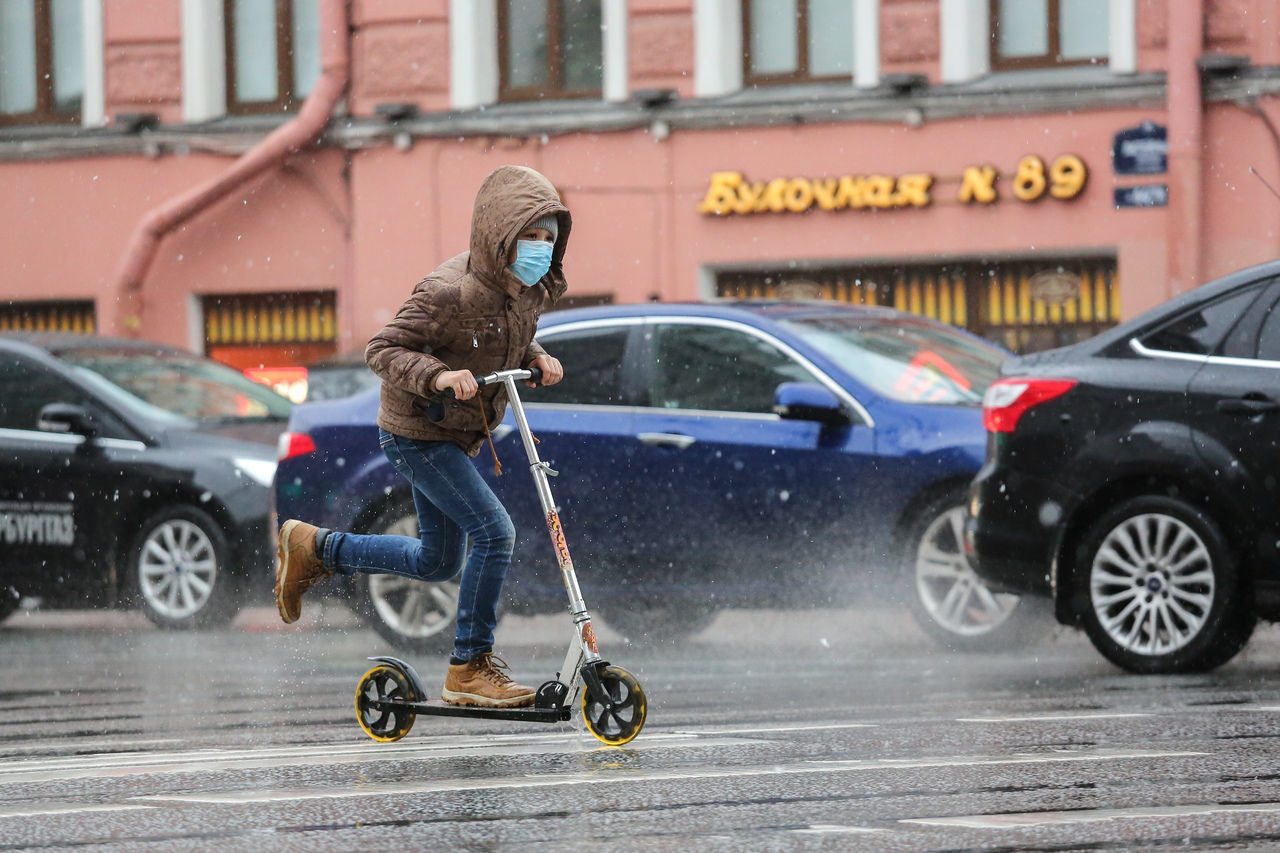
[[1216, 396, 1280, 415], [637, 432, 697, 450]]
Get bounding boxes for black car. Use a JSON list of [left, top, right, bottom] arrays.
[[967, 259, 1280, 673], [0, 333, 290, 628]]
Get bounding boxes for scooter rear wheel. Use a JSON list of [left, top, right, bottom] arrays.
[[581, 665, 646, 746], [355, 664, 417, 742]]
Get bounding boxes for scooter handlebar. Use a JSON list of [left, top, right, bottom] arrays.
[[424, 367, 543, 421]]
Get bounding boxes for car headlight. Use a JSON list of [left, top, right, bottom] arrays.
[[233, 458, 278, 487]]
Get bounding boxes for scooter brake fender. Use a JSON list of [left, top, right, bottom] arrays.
[[578, 661, 612, 705], [368, 655, 428, 702]]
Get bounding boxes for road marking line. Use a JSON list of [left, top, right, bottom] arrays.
[[134, 748, 1204, 806], [792, 824, 883, 835], [673, 723, 877, 735], [956, 713, 1151, 723], [0, 734, 747, 785], [902, 801, 1280, 829], [0, 804, 154, 819]]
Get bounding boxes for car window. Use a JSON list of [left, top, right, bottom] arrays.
[[1139, 285, 1263, 356], [57, 348, 292, 421], [777, 314, 1004, 405], [649, 323, 812, 414], [0, 355, 124, 436], [1256, 294, 1280, 362], [526, 325, 630, 405]]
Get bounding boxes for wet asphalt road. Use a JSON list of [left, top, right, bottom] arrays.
[[6, 604, 1280, 851]]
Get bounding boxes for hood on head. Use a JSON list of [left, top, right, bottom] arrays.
[[469, 165, 572, 302]]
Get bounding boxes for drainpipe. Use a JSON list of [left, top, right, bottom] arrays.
[[1165, 0, 1204, 297], [111, 0, 351, 336]]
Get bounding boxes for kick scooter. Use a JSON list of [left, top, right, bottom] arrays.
[[353, 367, 647, 746]]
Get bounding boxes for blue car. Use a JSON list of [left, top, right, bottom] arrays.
[[273, 301, 1036, 651]]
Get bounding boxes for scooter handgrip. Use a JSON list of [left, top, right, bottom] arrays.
[[526, 366, 543, 384]]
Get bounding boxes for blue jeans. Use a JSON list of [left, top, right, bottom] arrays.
[[321, 429, 516, 660]]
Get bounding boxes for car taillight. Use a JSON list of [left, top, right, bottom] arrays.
[[982, 378, 1078, 433], [277, 431, 317, 461]]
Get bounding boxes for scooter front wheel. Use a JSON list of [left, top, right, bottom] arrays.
[[355, 664, 417, 742], [581, 665, 646, 746]]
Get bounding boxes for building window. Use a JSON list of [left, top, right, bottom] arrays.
[[990, 0, 1109, 70], [0, 299, 95, 333], [223, 0, 319, 115], [0, 0, 84, 126], [499, 0, 602, 102], [202, 291, 337, 370], [744, 0, 854, 86]]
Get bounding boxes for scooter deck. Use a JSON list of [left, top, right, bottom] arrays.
[[369, 698, 571, 723]]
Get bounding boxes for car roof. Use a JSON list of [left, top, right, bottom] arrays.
[[1077, 257, 1280, 352], [540, 299, 925, 326], [0, 332, 188, 357]]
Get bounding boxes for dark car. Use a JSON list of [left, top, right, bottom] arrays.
[[968, 259, 1280, 674], [0, 334, 290, 628], [274, 301, 1040, 652]]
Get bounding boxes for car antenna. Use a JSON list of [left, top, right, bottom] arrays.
[[1248, 166, 1280, 202]]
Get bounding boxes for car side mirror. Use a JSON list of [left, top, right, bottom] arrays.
[[38, 402, 97, 438], [772, 382, 850, 426]]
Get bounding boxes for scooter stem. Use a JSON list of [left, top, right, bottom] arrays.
[[494, 372, 602, 666]]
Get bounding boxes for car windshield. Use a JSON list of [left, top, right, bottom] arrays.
[[58, 348, 293, 422], [779, 314, 1006, 405]]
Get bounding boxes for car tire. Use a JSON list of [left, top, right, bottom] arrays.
[[1074, 495, 1254, 674], [902, 494, 1047, 651], [350, 501, 470, 655], [129, 506, 240, 629]]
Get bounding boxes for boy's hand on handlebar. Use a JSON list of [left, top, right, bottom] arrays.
[[528, 354, 562, 387], [434, 369, 479, 400]]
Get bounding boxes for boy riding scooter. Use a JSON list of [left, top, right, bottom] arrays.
[[274, 164, 568, 708]]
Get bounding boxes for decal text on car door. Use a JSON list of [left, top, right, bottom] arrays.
[[0, 502, 75, 546]]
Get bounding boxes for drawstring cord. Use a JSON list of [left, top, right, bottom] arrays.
[[476, 393, 539, 478]]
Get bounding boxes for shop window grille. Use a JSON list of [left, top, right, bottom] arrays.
[[716, 256, 1118, 354]]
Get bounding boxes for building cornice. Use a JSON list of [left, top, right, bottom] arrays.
[[4, 68, 1280, 161]]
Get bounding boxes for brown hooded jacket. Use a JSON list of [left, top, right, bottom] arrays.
[[364, 165, 571, 456]]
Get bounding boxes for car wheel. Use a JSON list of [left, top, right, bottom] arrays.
[[1074, 496, 1254, 674], [351, 501, 466, 655], [130, 506, 240, 629], [903, 496, 1047, 651], [603, 600, 719, 644]]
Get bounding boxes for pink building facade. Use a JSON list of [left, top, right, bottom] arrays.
[[2, 0, 1279, 376]]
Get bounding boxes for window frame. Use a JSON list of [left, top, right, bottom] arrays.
[[497, 0, 603, 103], [223, 0, 302, 116], [640, 316, 873, 425], [529, 318, 646, 408], [988, 0, 1107, 72], [742, 0, 852, 87], [0, 0, 81, 128]]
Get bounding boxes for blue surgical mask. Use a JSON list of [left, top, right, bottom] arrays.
[[509, 240, 553, 286]]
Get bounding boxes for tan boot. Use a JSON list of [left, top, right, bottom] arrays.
[[274, 519, 331, 624], [441, 653, 536, 708]]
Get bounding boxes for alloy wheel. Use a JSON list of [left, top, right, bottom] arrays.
[[1089, 512, 1214, 657], [914, 506, 1020, 637], [138, 519, 218, 620]]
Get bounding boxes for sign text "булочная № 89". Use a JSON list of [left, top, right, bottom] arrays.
[[697, 154, 1087, 216]]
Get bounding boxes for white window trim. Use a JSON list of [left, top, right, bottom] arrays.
[[602, 0, 628, 102], [451, 0, 498, 109], [81, 0, 105, 126], [853, 0, 878, 88], [181, 0, 226, 122], [942, 0, 1135, 83], [940, 0, 989, 83], [694, 0, 741, 97], [1109, 0, 1137, 74]]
